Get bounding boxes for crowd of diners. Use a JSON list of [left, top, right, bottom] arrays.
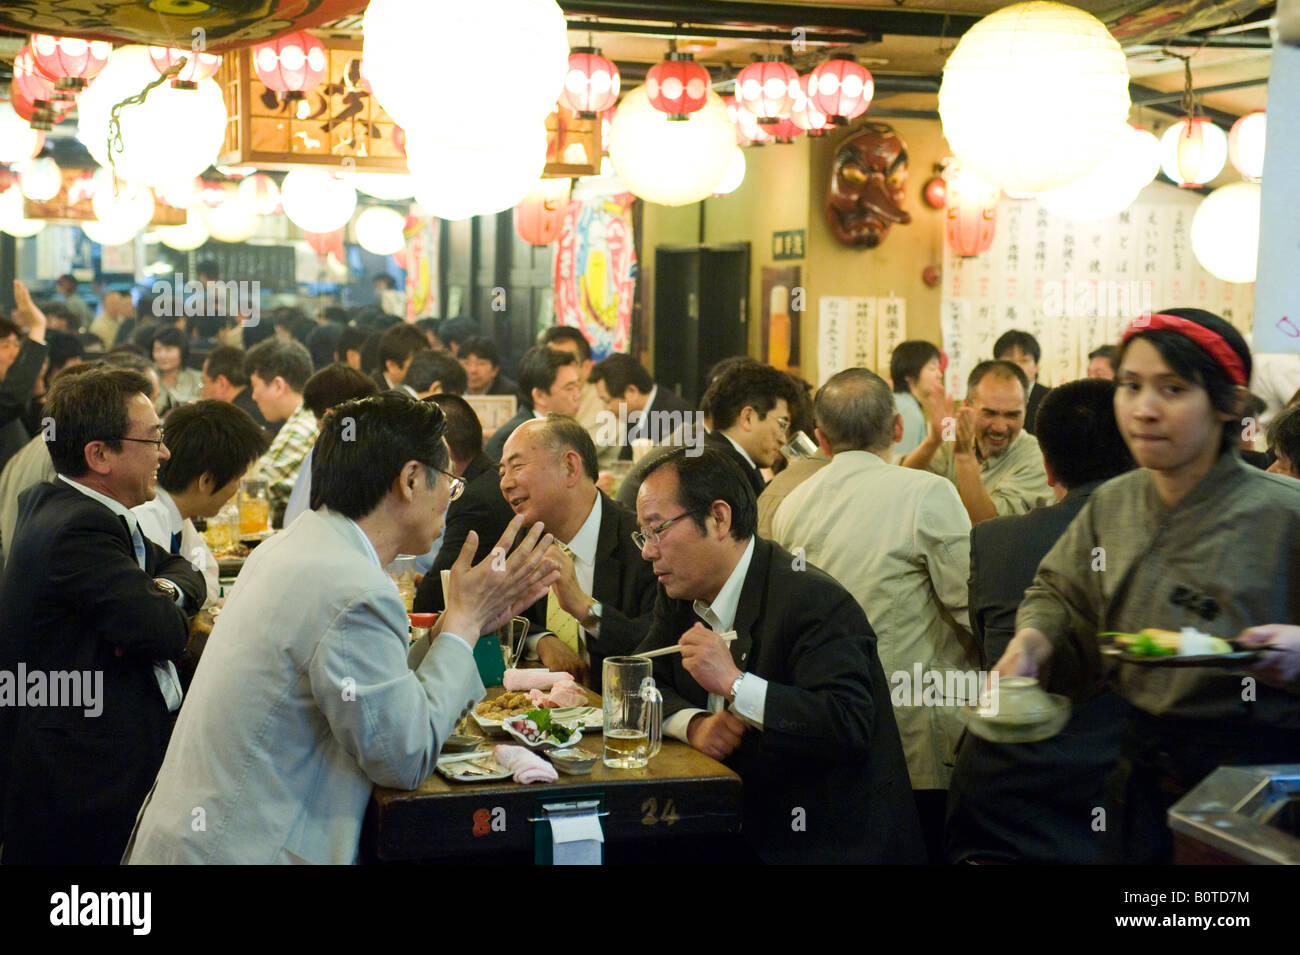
[[1, 271, 1298, 864]]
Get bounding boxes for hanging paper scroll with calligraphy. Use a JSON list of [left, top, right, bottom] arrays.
[[817, 295, 909, 386], [553, 192, 636, 360]]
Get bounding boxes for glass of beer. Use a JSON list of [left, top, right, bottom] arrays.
[[602, 656, 662, 769], [238, 478, 270, 536], [386, 555, 417, 613]]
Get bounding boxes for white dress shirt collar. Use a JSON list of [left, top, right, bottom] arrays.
[[643, 384, 659, 415], [563, 491, 602, 568], [151, 486, 184, 534], [59, 474, 140, 536], [720, 431, 758, 470], [693, 536, 756, 632]]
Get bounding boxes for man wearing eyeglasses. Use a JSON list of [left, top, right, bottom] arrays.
[[632, 447, 925, 864], [0, 366, 207, 865], [496, 416, 657, 689]]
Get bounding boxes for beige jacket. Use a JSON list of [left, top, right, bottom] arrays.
[[772, 450, 977, 789]]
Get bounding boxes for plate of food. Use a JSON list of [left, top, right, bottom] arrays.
[[544, 705, 603, 733], [471, 691, 539, 736], [959, 676, 1071, 744], [501, 708, 583, 750], [1100, 628, 1267, 667], [435, 751, 513, 783]]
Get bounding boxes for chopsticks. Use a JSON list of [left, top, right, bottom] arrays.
[[634, 631, 736, 659]]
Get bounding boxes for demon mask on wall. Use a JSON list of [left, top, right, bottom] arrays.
[[826, 122, 912, 249]]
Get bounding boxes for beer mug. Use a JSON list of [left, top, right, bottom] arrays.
[[386, 555, 417, 612], [238, 478, 270, 536], [780, 431, 818, 462], [602, 656, 662, 769]]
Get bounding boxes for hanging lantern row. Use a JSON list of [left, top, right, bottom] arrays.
[[646, 52, 710, 121], [254, 31, 329, 99], [13, 43, 76, 129], [1159, 117, 1227, 189], [30, 34, 111, 91], [807, 54, 874, 126], [734, 57, 798, 125], [558, 48, 620, 118], [1227, 110, 1265, 183]]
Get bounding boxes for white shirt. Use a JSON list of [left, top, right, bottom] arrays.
[[525, 492, 602, 662], [721, 431, 758, 471], [663, 536, 769, 742], [133, 487, 220, 608]]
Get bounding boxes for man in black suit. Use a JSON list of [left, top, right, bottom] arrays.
[[484, 347, 582, 461], [413, 394, 518, 612], [946, 378, 1135, 864], [0, 283, 49, 475], [588, 353, 694, 462], [698, 361, 801, 498], [994, 329, 1050, 435], [372, 322, 429, 396], [0, 366, 205, 864], [633, 448, 925, 864], [496, 416, 656, 689], [460, 337, 519, 398]]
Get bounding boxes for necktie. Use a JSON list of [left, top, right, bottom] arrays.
[[546, 541, 583, 654], [120, 516, 146, 569], [170, 530, 182, 555]]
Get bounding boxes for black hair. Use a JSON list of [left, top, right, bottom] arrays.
[[323, 306, 348, 325], [516, 346, 577, 410], [889, 340, 941, 393], [430, 393, 483, 462], [993, 329, 1042, 365], [640, 447, 757, 541], [43, 366, 153, 477], [539, 325, 592, 363], [374, 273, 397, 290], [377, 322, 429, 370], [241, 316, 275, 349], [311, 393, 450, 519], [536, 414, 599, 482], [157, 399, 269, 494], [271, 306, 307, 330], [44, 328, 85, 380], [203, 345, 248, 387], [190, 313, 226, 340], [244, 338, 313, 392], [1267, 405, 1300, 471], [1034, 378, 1134, 489], [302, 363, 379, 419], [459, 336, 501, 368], [0, 318, 18, 339], [589, 352, 654, 396], [152, 325, 190, 364], [336, 325, 370, 364], [306, 321, 344, 372], [43, 302, 80, 332], [1117, 307, 1251, 452], [701, 362, 802, 431], [1243, 392, 1267, 420], [406, 350, 467, 395], [1088, 344, 1118, 369], [967, 359, 1028, 397]]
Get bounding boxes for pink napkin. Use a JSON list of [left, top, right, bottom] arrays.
[[493, 745, 558, 784], [504, 669, 573, 692]]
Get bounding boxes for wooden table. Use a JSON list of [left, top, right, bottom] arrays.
[[362, 689, 743, 863]]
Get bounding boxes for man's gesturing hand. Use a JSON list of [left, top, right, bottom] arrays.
[[687, 710, 745, 760], [679, 623, 741, 697], [441, 514, 558, 643]]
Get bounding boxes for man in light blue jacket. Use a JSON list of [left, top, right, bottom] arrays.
[[123, 393, 558, 864]]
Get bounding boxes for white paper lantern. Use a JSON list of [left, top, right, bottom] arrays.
[[91, 169, 157, 233], [609, 86, 736, 206], [353, 206, 406, 255], [1160, 118, 1227, 188], [77, 46, 227, 187], [938, 1, 1131, 193], [83, 217, 141, 247], [350, 172, 417, 200], [1037, 124, 1160, 220], [1228, 110, 1265, 183], [238, 173, 282, 215], [156, 219, 210, 251], [1191, 181, 1260, 284], [0, 102, 44, 164], [156, 177, 204, 209], [19, 157, 61, 202], [0, 187, 45, 237], [280, 169, 357, 233], [713, 147, 747, 196], [200, 197, 259, 243], [362, 0, 568, 141], [407, 126, 549, 220]]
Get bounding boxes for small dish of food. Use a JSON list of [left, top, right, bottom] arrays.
[[441, 734, 483, 754], [960, 677, 1071, 743], [547, 747, 599, 775], [501, 708, 583, 750], [1100, 627, 1265, 667], [471, 691, 538, 737], [436, 752, 513, 783]]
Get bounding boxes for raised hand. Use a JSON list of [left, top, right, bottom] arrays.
[[441, 514, 558, 643], [13, 280, 46, 344]]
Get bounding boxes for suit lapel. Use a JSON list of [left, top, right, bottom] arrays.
[[592, 493, 620, 601], [728, 538, 769, 672]]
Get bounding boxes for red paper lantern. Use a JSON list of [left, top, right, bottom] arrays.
[[790, 74, 833, 137], [239, 173, 283, 216], [30, 34, 111, 91], [254, 31, 328, 98], [922, 176, 947, 208], [945, 167, 999, 258], [734, 58, 798, 125], [10, 50, 73, 131], [201, 181, 238, 209], [514, 178, 572, 245], [732, 100, 774, 146], [771, 116, 803, 144], [305, 227, 346, 260], [809, 55, 873, 126], [646, 53, 710, 121], [559, 48, 620, 119], [148, 47, 223, 89]]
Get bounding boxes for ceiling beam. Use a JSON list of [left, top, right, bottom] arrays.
[[559, 1, 979, 38], [1130, 77, 1269, 105], [567, 20, 878, 45]]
